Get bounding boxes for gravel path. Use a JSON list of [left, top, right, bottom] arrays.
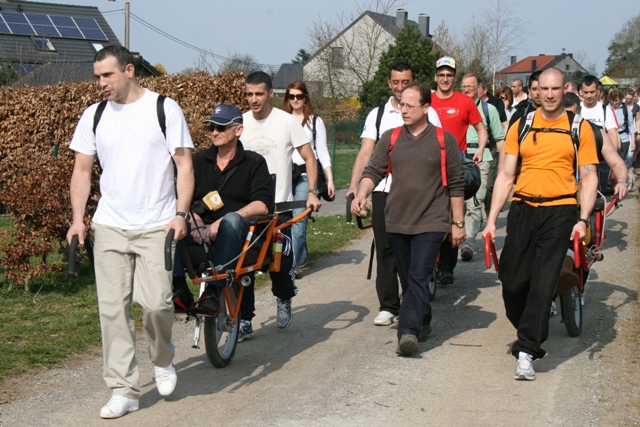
[[1, 192, 638, 426]]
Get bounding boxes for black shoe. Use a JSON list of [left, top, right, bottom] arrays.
[[460, 247, 473, 261], [196, 292, 220, 314], [418, 324, 432, 342], [436, 270, 454, 285], [396, 334, 419, 357], [172, 286, 194, 313]]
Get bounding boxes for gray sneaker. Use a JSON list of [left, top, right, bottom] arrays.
[[514, 352, 536, 380], [396, 334, 419, 357], [237, 320, 253, 343], [276, 297, 292, 328]]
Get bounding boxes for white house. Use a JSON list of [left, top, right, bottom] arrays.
[[303, 9, 431, 98]]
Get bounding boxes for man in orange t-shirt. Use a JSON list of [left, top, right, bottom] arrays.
[[482, 68, 599, 381]]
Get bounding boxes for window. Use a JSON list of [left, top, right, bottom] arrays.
[[331, 47, 344, 69], [33, 37, 55, 52], [92, 43, 104, 52]]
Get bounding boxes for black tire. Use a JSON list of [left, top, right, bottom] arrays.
[[560, 286, 582, 337], [204, 283, 240, 368], [428, 266, 437, 301]]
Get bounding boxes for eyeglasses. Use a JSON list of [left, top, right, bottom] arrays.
[[461, 85, 477, 90], [437, 73, 455, 79], [206, 123, 235, 133], [287, 93, 306, 101], [398, 102, 424, 111]]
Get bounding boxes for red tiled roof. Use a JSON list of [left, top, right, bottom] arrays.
[[498, 55, 557, 74]]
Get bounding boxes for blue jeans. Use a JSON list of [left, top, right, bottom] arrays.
[[174, 212, 248, 287], [292, 174, 309, 269]]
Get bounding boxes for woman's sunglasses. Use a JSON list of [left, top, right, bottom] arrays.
[[287, 93, 306, 101]]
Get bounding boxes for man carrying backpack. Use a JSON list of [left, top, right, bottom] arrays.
[[347, 62, 441, 327], [459, 74, 505, 262], [351, 82, 465, 357], [482, 68, 599, 381]]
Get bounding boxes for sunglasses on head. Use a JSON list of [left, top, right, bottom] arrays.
[[287, 93, 306, 101], [206, 123, 233, 133]]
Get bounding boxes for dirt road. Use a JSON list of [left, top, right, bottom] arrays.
[[1, 195, 639, 426]]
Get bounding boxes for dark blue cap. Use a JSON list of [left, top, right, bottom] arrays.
[[203, 104, 243, 125]]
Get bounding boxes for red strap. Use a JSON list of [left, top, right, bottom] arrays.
[[436, 126, 448, 187], [386, 126, 402, 177]]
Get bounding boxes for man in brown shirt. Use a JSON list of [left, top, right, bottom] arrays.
[[351, 82, 465, 357]]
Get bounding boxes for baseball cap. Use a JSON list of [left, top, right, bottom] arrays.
[[436, 56, 456, 72], [203, 104, 243, 126]]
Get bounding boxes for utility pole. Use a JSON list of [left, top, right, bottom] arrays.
[[124, 2, 130, 50]]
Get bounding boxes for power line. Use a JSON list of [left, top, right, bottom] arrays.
[[122, 12, 280, 69]]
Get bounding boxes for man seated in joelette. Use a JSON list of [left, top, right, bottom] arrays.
[[172, 104, 273, 313]]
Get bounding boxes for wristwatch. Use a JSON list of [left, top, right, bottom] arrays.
[[617, 180, 629, 187], [578, 218, 589, 226], [308, 188, 320, 196], [453, 220, 465, 228], [176, 211, 191, 221]]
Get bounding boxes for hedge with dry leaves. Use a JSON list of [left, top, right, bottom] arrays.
[[0, 71, 248, 285]]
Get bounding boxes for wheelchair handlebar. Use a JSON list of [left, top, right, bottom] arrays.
[[573, 232, 580, 269], [67, 234, 79, 275], [484, 234, 499, 272], [164, 230, 174, 271], [605, 196, 619, 215], [346, 193, 354, 223]]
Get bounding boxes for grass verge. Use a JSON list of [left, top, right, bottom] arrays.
[[0, 215, 363, 382]]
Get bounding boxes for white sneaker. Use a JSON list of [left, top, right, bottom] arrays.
[[374, 310, 398, 326], [514, 352, 536, 381], [155, 363, 177, 396], [100, 395, 139, 419]]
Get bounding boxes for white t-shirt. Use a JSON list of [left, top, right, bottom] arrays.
[[360, 96, 442, 192], [70, 89, 194, 229], [580, 101, 619, 130], [242, 107, 309, 203], [292, 115, 331, 170]]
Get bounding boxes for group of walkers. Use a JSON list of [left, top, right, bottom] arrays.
[[349, 56, 632, 382], [65, 45, 634, 419]]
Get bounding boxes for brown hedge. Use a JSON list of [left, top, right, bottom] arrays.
[[0, 70, 248, 285]]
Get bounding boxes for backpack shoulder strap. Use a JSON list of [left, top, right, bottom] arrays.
[[312, 115, 317, 149], [436, 126, 448, 187], [518, 110, 536, 146], [567, 111, 582, 181], [480, 100, 494, 145], [157, 94, 167, 138], [375, 104, 385, 141], [92, 100, 108, 135], [386, 126, 402, 177]]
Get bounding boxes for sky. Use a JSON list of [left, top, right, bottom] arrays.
[[54, 0, 638, 76]]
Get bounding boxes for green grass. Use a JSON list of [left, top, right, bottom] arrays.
[[0, 213, 364, 382], [332, 149, 358, 189]]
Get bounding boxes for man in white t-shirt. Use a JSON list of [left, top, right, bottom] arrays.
[[580, 75, 621, 192], [347, 61, 441, 327], [580, 75, 621, 149], [240, 71, 321, 339], [67, 46, 194, 419], [511, 78, 528, 107]]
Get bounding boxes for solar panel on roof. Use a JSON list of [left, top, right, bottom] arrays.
[[33, 25, 60, 37], [2, 12, 29, 24], [56, 26, 83, 38], [49, 15, 75, 27], [0, 22, 10, 35], [25, 14, 51, 25], [79, 28, 107, 41], [7, 22, 35, 35]]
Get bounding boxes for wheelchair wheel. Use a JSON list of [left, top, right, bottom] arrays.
[[560, 286, 582, 337], [204, 283, 239, 368], [428, 265, 437, 302]]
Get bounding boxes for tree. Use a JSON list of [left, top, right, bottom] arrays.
[[292, 48, 311, 65], [358, 24, 439, 117], [605, 12, 640, 80], [0, 61, 19, 86], [154, 63, 166, 75], [219, 52, 264, 75], [305, 0, 408, 99]]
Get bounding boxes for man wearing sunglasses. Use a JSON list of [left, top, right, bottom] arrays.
[[240, 71, 321, 339], [171, 104, 273, 323], [430, 56, 488, 285]]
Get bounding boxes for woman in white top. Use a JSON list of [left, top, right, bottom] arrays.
[[284, 81, 335, 276]]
